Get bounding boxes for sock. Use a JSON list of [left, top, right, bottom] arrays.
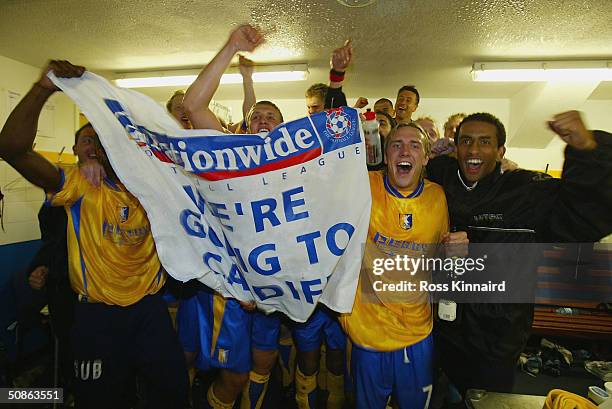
[[318, 344, 328, 391], [326, 371, 345, 409], [204, 384, 234, 409], [296, 366, 318, 409], [278, 336, 296, 388], [240, 371, 269, 409]]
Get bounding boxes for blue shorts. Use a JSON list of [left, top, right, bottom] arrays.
[[251, 310, 282, 351], [177, 289, 251, 373], [292, 307, 346, 352], [349, 334, 433, 409]]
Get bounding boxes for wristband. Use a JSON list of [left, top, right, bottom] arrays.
[[329, 69, 345, 82]]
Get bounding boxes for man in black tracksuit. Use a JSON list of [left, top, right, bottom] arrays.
[[27, 205, 76, 388], [426, 111, 612, 397]]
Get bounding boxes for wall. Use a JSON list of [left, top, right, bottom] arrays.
[[505, 99, 612, 171], [0, 55, 77, 247], [581, 100, 612, 131]]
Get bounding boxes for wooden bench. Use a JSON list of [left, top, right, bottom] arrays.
[[532, 244, 612, 339], [532, 306, 612, 340]]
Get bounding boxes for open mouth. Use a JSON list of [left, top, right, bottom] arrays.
[[396, 161, 413, 174], [257, 127, 270, 134], [465, 158, 483, 174]]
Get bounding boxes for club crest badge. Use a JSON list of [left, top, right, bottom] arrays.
[[118, 206, 129, 223], [218, 349, 228, 364], [325, 107, 353, 142], [399, 213, 413, 230]]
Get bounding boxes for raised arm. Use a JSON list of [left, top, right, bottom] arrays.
[[0, 60, 84, 192], [546, 111, 612, 241], [183, 25, 263, 131], [239, 55, 256, 120], [325, 40, 351, 109]]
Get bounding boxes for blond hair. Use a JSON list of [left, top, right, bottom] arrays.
[[166, 90, 185, 112], [384, 121, 431, 156]]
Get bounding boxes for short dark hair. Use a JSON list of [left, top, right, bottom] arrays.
[[456, 112, 506, 147], [374, 98, 393, 108], [246, 100, 284, 127], [375, 110, 396, 129], [305, 83, 328, 99], [396, 85, 420, 105], [74, 123, 94, 145]]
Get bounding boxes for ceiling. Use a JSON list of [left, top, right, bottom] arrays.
[[1, 0, 612, 103]]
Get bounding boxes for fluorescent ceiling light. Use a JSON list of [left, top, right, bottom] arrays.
[[115, 64, 309, 88], [116, 75, 197, 88], [471, 60, 612, 82], [337, 0, 377, 7]]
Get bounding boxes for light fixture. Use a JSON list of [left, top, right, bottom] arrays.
[[471, 60, 612, 82], [115, 63, 309, 88], [336, 0, 376, 7]]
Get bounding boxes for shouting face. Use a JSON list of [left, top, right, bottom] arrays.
[[385, 125, 428, 192], [456, 121, 505, 184], [248, 103, 283, 134], [394, 90, 418, 122], [169, 95, 192, 129]]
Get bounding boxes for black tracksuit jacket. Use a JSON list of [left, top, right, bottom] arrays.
[[426, 130, 612, 391]]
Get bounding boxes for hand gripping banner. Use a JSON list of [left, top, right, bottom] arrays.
[[50, 72, 371, 322]]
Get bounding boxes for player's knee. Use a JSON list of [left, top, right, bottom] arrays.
[[326, 348, 345, 375], [184, 351, 197, 366], [219, 370, 249, 396], [298, 349, 320, 375], [251, 348, 278, 375]]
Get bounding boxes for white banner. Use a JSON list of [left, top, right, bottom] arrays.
[[50, 72, 371, 322]]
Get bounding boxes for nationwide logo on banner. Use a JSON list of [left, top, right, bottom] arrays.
[[50, 71, 371, 322], [102, 100, 360, 181]]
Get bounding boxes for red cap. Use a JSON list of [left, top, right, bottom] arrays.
[[363, 110, 376, 121]]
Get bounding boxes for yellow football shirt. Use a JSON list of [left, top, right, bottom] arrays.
[[340, 171, 449, 351], [47, 165, 165, 306]]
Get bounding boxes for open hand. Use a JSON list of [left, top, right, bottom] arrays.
[[430, 137, 456, 158], [80, 160, 107, 188]]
